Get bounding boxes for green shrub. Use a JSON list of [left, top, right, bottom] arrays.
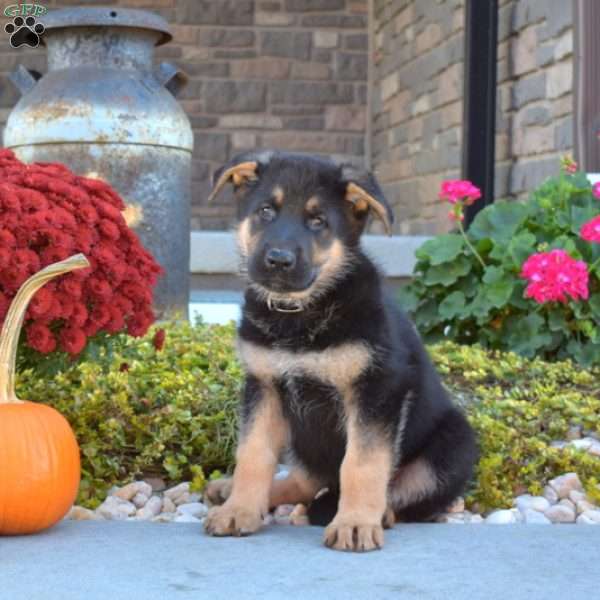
[[16, 321, 241, 508], [433, 341, 600, 509], [399, 169, 600, 366], [15, 322, 600, 510]]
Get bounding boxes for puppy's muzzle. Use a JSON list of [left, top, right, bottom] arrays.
[[264, 247, 297, 272]]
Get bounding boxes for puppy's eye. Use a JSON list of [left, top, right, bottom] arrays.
[[258, 205, 276, 222], [307, 215, 327, 231]]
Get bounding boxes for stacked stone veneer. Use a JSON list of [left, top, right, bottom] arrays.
[[371, 0, 574, 235]]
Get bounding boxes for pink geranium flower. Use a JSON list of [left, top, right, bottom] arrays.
[[580, 215, 600, 243], [592, 182, 600, 199], [521, 249, 589, 304], [560, 155, 578, 174], [439, 180, 482, 205]]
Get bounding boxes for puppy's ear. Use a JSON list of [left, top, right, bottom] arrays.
[[340, 165, 394, 236], [208, 151, 274, 203]]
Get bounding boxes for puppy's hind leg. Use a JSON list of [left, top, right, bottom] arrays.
[[391, 408, 477, 522]]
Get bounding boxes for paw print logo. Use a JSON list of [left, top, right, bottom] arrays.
[[4, 16, 45, 49]]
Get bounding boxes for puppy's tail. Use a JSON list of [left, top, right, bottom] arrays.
[[307, 488, 339, 526]]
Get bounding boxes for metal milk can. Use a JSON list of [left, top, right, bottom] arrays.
[[3, 7, 193, 318]]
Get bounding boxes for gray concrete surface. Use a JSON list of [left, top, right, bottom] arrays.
[[1, 521, 597, 600]]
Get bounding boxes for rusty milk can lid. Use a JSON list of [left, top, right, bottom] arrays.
[[42, 6, 172, 46]]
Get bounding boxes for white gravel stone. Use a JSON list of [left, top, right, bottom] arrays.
[[576, 510, 600, 525], [162, 497, 176, 513], [558, 498, 576, 512], [132, 493, 149, 509], [68, 506, 102, 521], [514, 494, 550, 514], [566, 425, 583, 440], [568, 490, 586, 504], [543, 485, 559, 505], [174, 513, 201, 523], [550, 441, 568, 449], [173, 492, 191, 506], [289, 504, 309, 526], [136, 496, 163, 520], [485, 509, 517, 524], [176, 502, 208, 519], [544, 504, 576, 523], [274, 464, 290, 480], [151, 513, 176, 523], [576, 499, 596, 515], [164, 482, 190, 504], [570, 438, 594, 451], [588, 442, 600, 457], [114, 481, 152, 501], [96, 496, 136, 520], [274, 504, 295, 518], [523, 509, 551, 525], [548, 473, 583, 500]]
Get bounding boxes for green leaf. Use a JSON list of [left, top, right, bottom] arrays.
[[482, 266, 505, 284], [469, 202, 529, 244], [416, 234, 464, 266], [507, 232, 537, 268], [589, 294, 600, 319], [505, 313, 553, 357], [413, 299, 442, 331], [566, 339, 600, 367], [398, 285, 420, 314], [423, 256, 472, 286], [571, 204, 599, 236], [547, 309, 568, 332], [439, 291, 467, 320]]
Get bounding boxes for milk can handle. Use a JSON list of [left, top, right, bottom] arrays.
[[8, 65, 42, 96], [154, 62, 188, 97]]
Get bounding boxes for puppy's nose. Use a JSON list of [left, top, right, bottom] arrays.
[[265, 247, 296, 271]]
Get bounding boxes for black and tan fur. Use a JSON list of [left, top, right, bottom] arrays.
[[203, 151, 477, 552]]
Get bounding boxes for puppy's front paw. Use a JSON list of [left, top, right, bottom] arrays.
[[324, 514, 384, 552], [204, 502, 263, 537]]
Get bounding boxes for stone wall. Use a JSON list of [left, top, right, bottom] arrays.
[[0, 0, 368, 230], [371, 0, 574, 235]]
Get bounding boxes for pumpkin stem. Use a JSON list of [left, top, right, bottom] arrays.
[[0, 254, 90, 404]]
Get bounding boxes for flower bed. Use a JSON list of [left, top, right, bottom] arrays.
[[400, 163, 600, 365], [15, 321, 600, 524]]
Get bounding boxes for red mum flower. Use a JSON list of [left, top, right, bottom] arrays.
[[0, 292, 9, 320], [99, 218, 120, 241], [86, 276, 113, 301], [60, 277, 83, 299], [29, 287, 54, 318], [152, 328, 166, 351], [105, 305, 126, 334], [0, 229, 17, 248], [18, 188, 48, 212], [26, 321, 57, 354], [59, 326, 87, 355], [0, 152, 161, 358], [71, 302, 88, 328], [0, 264, 28, 292], [89, 303, 111, 327]]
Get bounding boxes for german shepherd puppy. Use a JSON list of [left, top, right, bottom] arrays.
[[204, 151, 477, 552]]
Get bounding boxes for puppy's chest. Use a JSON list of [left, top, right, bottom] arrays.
[[237, 339, 373, 394]]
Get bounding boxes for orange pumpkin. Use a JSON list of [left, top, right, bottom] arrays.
[[0, 254, 89, 535]]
